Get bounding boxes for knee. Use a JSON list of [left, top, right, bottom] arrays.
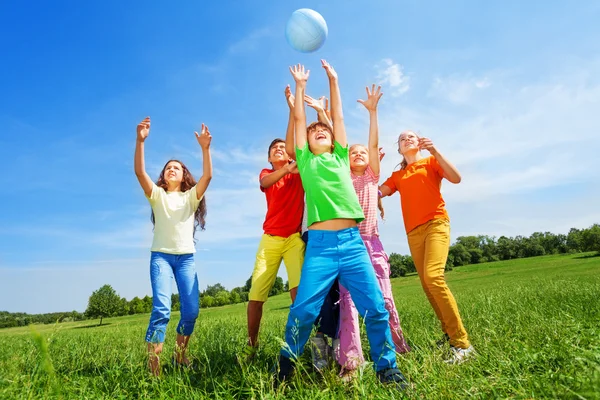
[[422, 274, 447, 292], [289, 305, 318, 328]]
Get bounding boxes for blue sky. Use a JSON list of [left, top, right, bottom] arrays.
[[1, 1, 599, 314]]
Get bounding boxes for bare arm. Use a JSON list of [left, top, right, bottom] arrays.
[[134, 117, 154, 197], [284, 85, 296, 160], [260, 163, 298, 189], [305, 95, 333, 128], [194, 124, 213, 200], [379, 184, 393, 197], [357, 85, 383, 175], [321, 60, 346, 147], [289, 64, 310, 150], [419, 138, 462, 184]]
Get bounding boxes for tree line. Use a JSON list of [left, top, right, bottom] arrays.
[[2, 224, 598, 328]]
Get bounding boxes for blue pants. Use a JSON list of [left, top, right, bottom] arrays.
[[145, 252, 199, 343], [281, 227, 397, 372]]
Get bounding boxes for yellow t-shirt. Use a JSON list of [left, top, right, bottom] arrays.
[[147, 183, 203, 254]]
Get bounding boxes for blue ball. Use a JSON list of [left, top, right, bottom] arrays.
[[285, 9, 328, 53]]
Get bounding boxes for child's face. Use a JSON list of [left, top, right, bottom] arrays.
[[349, 145, 369, 170], [268, 142, 290, 164], [399, 131, 419, 155], [164, 161, 184, 184], [308, 126, 333, 154]]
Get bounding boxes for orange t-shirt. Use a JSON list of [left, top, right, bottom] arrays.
[[260, 168, 305, 238], [382, 156, 449, 234]]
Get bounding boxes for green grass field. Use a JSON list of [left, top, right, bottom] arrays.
[[1, 253, 599, 399]]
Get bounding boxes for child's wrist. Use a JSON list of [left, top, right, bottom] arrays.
[[378, 189, 383, 198]]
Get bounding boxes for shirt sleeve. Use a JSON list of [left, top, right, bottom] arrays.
[[365, 165, 380, 182], [146, 183, 161, 205], [429, 156, 444, 179], [382, 173, 398, 195], [186, 185, 203, 211], [295, 143, 311, 168], [333, 140, 349, 159], [259, 169, 272, 193]]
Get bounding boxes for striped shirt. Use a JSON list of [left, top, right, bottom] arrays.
[[351, 165, 379, 236]]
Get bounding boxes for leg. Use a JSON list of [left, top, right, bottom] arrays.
[[173, 254, 199, 365], [145, 252, 174, 376], [420, 219, 470, 348], [248, 234, 284, 346], [365, 236, 410, 353], [408, 224, 447, 333], [337, 282, 364, 372], [282, 233, 305, 304], [337, 229, 397, 372], [280, 230, 339, 361]]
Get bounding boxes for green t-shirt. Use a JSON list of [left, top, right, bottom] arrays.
[[295, 141, 365, 227]]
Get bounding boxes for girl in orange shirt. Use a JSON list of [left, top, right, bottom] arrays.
[[380, 130, 474, 364]]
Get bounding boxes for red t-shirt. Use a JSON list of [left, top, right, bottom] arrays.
[[260, 168, 305, 237]]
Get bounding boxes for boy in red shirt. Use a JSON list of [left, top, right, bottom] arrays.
[[244, 138, 305, 361]]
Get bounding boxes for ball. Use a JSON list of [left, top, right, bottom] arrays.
[[285, 9, 328, 53]]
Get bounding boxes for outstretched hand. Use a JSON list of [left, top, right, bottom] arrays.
[[137, 117, 150, 142], [285, 85, 295, 109], [321, 59, 338, 81], [304, 95, 327, 112], [418, 137, 436, 153], [357, 84, 383, 112], [195, 123, 212, 150], [289, 64, 310, 84]]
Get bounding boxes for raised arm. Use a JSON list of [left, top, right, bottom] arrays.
[[289, 64, 310, 150], [284, 85, 296, 160], [134, 117, 154, 197], [304, 95, 332, 128], [357, 85, 383, 175], [194, 124, 213, 200], [260, 163, 298, 189], [321, 59, 346, 147], [418, 138, 462, 184]]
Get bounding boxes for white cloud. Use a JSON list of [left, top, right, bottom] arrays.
[[375, 58, 410, 96]]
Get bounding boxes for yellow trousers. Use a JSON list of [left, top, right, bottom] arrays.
[[407, 218, 470, 349]]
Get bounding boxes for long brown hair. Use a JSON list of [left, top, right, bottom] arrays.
[[151, 159, 207, 235]]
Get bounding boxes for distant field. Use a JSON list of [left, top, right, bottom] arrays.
[[1, 253, 598, 399]]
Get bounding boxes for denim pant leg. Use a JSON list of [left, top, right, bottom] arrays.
[[145, 252, 174, 343], [337, 228, 397, 372], [173, 254, 199, 336], [281, 230, 339, 360]]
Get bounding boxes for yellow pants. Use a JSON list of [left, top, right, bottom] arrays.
[[248, 233, 305, 302], [407, 218, 470, 349]]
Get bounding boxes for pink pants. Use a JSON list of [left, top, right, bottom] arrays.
[[337, 235, 410, 372]]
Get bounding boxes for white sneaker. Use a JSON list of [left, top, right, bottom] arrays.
[[445, 345, 475, 364], [332, 338, 341, 363], [310, 336, 329, 371]]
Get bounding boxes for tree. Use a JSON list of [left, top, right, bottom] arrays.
[[171, 293, 180, 311], [129, 297, 145, 315], [85, 285, 121, 326], [214, 290, 231, 306], [204, 283, 227, 298], [581, 224, 600, 253], [449, 244, 471, 266], [497, 236, 516, 260], [201, 295, 214, 308]]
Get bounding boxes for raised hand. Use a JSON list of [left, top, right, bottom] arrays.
[[285, 85, 295, 109], [137, 117, 150, 142], [418, 137, 436, 153], [379, 147, 385, 161], [357, 84, 383, 112], [304, 95, 327, 112], [321, 59, 338, 81], [195, 123, 212, 150], [289, 64, 310, 84]]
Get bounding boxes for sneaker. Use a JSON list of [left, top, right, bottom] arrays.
[[310, 335, 329, 372], [436, 333, 450, 348], [445, 345, 475, 364], [376, 368, 408, 390], [273, 355, 295, 387], [239, 344, 258, 364]]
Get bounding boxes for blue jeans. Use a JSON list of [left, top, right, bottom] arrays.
[[145, 252, 199, 343], [281, 227, 397, 372]]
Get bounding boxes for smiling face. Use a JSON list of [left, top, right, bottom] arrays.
[[267, 139, 290, 166], [349, 144, 369, 171], [398, 130, 420, 156], [307, 122, 333, 155], [163, 161, 184, 186]]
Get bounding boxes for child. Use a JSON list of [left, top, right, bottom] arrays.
[[134, 117, 213, 376], [380, 130, 475, 364], [275, 61, 407, 388], [336, 85, 411, 379], [243, 93, 306, 360]]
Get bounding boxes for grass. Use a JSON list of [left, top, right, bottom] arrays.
[[1, 253, 599, 399]]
